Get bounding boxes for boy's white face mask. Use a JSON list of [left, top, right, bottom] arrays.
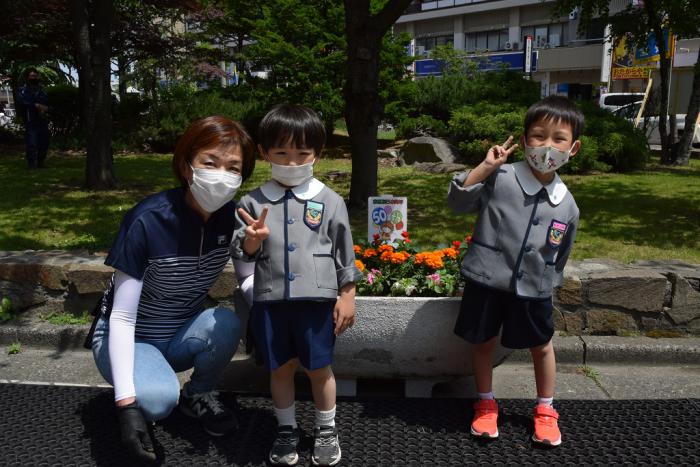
[[270, 161, 314, 187], [523, 143, 573, 174], [189, 165, 242, 213]]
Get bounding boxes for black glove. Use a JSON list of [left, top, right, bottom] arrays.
[[117, 401, 157, 463]]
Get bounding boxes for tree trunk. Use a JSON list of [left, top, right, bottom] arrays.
[[343, 0, 412, 209], [644, 1, 672, 164], [71, 0, 116, 189], [673, 55, 700, 166]]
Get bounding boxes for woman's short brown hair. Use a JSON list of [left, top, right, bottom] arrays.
[[172, 116, 256, 189]]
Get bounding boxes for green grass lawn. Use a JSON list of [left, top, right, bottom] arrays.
[[1, 147, 698, 263]]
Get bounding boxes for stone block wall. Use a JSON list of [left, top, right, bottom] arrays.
[[0, 251, 237, 318], [1, 252, 698, 336], [553, 259, 700, 335]]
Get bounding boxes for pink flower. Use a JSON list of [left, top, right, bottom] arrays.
[[367, 272, 376, 285], [427, 272, 441, 285]]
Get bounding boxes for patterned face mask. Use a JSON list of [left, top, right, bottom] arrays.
[[523, 143, 573, 174]]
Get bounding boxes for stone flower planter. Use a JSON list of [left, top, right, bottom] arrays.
[[333, 296, 513, 396]]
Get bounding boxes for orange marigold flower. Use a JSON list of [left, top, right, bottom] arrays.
[[442, 248, 458, 259], [353, 245, 362, 254], [390, 251, 410, 264], [380, 250, 393, 262], [355, 259, 365, 272], [377, 244, 394, 253], [363, 248, 377, 258]]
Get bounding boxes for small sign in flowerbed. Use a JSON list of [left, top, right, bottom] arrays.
[[354, 232, 470, 297]]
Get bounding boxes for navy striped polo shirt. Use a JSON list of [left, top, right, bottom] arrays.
[[103, 187, 237, 342]]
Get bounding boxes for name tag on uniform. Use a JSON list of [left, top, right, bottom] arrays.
[[304, 200, 324, 229], [547, 220, 567, 248]]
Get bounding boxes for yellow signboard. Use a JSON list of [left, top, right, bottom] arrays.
[[612, 66, 653, 80]]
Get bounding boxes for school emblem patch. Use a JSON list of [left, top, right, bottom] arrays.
[[547, 220, 567, 248], [304, 200, 324, 229]]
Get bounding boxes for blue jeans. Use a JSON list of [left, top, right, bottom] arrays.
[[92, 307, 242, 421], [25, 124, 50, 168]]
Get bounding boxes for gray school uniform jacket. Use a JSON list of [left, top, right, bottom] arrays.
[[230, 177, 362, 303], [447, 161, 579, 299]]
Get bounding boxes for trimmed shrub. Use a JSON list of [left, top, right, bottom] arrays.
[[396, 115, 448, 139], [137, 85, 262, 152]]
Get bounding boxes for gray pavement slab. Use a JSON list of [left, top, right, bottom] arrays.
[[2, 345, 699, 401], [591, 363, 700, 399]]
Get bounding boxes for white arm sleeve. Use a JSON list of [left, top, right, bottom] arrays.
[[233, 259, 255, 306], [108, 270, 143, 402]]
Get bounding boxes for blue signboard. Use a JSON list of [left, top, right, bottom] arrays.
[[414, 51, 538, 77]]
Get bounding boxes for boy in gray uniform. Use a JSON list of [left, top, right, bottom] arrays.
[[231, 104, 361, 466], [448, 96, 582, 447]]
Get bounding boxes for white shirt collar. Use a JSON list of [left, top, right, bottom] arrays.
[[512, 161, 568, 205], [259, 177, 325, 202]]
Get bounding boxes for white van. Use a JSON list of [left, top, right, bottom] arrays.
[[613, 101, 700, 149], [599, 93, 645, 112]]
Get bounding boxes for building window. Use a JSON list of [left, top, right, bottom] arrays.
[[465, 29, 509, 53], [415, 34, 453, 55], [522, 24, 567, 49]]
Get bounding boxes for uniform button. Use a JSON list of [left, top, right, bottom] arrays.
[[288, 245, 295, 252], [285, 190, 294, 199], [525, 246, 532, 252], [287, 218, 294, 224], [288, 272, 295, 281], [532, 218, 540, 225], [516, 271, 524, 279]]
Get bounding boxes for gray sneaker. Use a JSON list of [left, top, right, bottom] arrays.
[[312, 425, 341, 466], [269, 425, 301, 465]]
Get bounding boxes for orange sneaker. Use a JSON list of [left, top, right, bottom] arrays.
[[470, 399, 499, 438], [532, 404, 561, 446]]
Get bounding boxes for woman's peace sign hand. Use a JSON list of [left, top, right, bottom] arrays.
[[484, 135, 518, 169]]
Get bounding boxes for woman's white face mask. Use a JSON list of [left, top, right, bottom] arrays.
[[523, 143, 573, 174], [189, 165, 242, 213]]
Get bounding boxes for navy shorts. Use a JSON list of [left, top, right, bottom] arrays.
[[251, 300, 336, 371], [454, 280, 554, 349]]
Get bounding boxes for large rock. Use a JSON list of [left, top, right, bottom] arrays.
[[586, 308, 638, 334], [0, 280, 48, 310], [401, 137, 460, 165], [0, 251, 71, 291], [556, 276, 583, 306], [587, 269, 668, 312], [667, 273, 700, 325], [65, 260, 112, 294], [412, 162, 467, 174]]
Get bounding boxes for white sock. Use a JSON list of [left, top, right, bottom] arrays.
[[274, 403, 297, 428], [478, 391, 495, 400], [315, 406, 336, 428], [537, 396, 554, 407]]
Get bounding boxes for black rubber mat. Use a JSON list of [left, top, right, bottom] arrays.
[[1, 383, 699, 466]]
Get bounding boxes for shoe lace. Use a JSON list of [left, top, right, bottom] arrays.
[[194, 391, 224, 416], [276, 430, 298, 446], [539, 415, 555, 427], [315, 430, 336, 447]]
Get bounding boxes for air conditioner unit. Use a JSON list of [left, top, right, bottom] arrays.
[[512, 42, 519, 50], [504, 42, 513, 50]]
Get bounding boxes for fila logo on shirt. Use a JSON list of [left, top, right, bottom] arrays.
[[218, 235, 227, 245]]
